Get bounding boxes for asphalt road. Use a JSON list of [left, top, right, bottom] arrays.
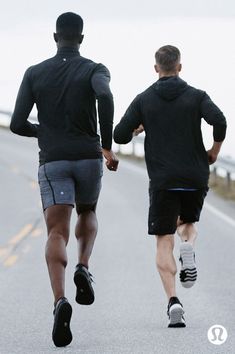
[[0, 127, 235, 354]]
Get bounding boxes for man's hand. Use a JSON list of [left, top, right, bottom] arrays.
[[102, 149, 119, 171], [207, 141, 223, 165], [133, 124, 144, 136], [207, 149, 218, 164]]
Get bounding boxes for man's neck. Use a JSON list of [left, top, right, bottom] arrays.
[[159, 72, 179, 79], [57, 41, 80, 51]]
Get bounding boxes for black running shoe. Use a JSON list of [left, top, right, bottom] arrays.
[[52, 297, 72, 347], [73, 264, 95, 305], [167, 297, 186, 328]]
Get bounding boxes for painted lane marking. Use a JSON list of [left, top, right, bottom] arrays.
[[0, 247, 8, 258], [9, 224, 33, 245], [3, 255, 18, 267], [0, 223, 41, 267], [204, 202, 235, 228], [31, 228, 43, 238]]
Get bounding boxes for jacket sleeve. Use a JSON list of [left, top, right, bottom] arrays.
[[200, 92, 227, 142], [91, 64, 114, 150], [114, 95, 142, 144], [10, 67, 38, 137]]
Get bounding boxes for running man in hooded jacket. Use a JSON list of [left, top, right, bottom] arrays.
[[114, 45, 226, 328]]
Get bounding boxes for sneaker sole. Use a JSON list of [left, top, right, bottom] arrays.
[[52, 302, 72, 347], [74, 272, 95, 305], [168, 304, 186, 328], [180, 242, 197, 288]]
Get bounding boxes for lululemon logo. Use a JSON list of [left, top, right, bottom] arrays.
[[207, 325, 228, 345]]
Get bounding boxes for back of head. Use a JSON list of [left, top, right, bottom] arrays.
[[155, 45, 181, 73], [56, 12, 83, 41]]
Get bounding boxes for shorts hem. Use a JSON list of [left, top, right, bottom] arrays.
[[180, 217, 199, 224], [75, 199, 99, 206], [148, 230, 176, 236], [43, 202, 74, 211]]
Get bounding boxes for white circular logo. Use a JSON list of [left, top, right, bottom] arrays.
[[207, 325, 228, 345]]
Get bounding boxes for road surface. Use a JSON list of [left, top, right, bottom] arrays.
[[0, 128, 234, 354]]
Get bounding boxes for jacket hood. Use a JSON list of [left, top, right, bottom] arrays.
[[152, 76, 188, 101]]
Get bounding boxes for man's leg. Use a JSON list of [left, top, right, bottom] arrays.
[[177, 220, 197, 288], [149, 189, 186, 327], [176, 189, 208, 288], [75, 204, 98, 268], [155, 234, 177, 299], [71, 159, 102, 305], [177, 221, 197, 246], [149, 189, 179, 298], [177, 188, 208, 245], [156, 234, 186, 327], [73, 204, 97, 305], [44, 204, 73, 303], [38, 161, 75, 346]]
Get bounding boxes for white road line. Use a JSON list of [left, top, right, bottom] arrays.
[[120, 158, 235, 229], [204, 202, 235, 228]]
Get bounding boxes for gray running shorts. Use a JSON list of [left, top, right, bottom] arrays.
[[38, 159, 103, 210]]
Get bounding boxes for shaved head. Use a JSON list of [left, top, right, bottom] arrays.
[[56, 12, 83, 41]]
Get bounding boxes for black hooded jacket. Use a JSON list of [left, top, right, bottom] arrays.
[[114, 76, 227, 190]]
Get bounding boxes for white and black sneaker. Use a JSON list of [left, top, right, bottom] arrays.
[[179, 241, 197, 288], [167, 297, 186, 328]]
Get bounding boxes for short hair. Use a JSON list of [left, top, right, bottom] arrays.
[[155, 45, 181, 72], [56, 12, 83, 41]]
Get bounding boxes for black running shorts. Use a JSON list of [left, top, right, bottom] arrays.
[[148, 187, 208, 236]]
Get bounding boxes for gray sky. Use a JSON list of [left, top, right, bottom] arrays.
[[0, 0, 235, 30]]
